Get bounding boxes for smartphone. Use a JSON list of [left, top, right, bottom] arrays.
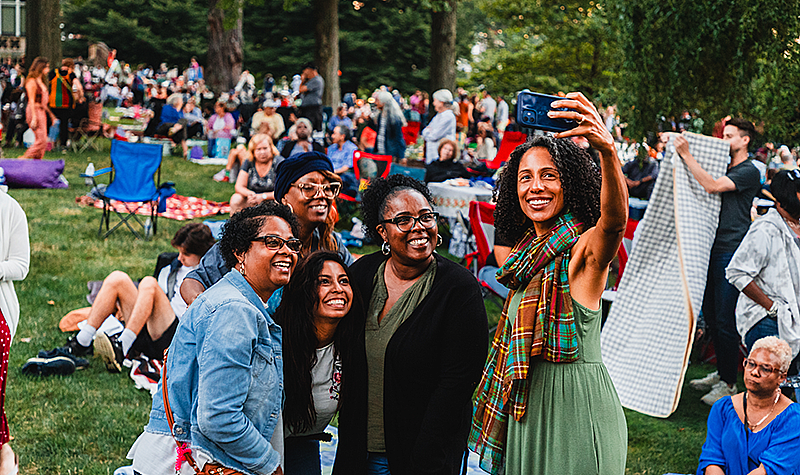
[[516, 90, 577, 133]]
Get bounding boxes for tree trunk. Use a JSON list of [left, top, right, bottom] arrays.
[[26, 0, 62, 65], [429, 0, 456, 94], [207, 0, 243, 94], [314, 0, 340, 109]]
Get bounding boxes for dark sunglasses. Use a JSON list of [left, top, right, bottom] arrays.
[[379, 212, 439, 232], [251, 235, 302, 253]]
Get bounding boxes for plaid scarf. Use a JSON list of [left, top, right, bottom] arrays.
[[468, 212, 583, 474]]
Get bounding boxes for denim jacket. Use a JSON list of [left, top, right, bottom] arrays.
[[144, 270, 283, 475]]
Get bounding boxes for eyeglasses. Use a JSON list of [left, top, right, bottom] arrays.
[[251, 235, 302, 253], [744, 358, 783, 375], [291, 182, 341, 199], [380, 212, 439, 232]]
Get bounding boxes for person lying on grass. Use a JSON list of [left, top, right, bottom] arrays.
[[47, 223, 215, 372]]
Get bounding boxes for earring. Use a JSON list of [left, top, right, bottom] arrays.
[[437, 234, 443, 247], [381, 241, 391, 255], [238, 258, 247, 278]]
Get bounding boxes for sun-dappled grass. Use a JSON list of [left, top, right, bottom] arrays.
[[5, 139, 712, 474]]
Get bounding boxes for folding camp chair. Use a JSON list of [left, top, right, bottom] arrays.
[[81, 140, 174, 240], [402, 121, 421, 145], [389, 163, 426, 181], [488, 130, 527, 169], [339, 151, 392, 202], [71, 101, 105, 153], [461, 202, 507, 314]]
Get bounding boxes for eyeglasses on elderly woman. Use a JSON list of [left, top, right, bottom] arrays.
[[744, 358, 785, 375]]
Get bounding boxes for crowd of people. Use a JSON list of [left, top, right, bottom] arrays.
[[0, 48, 799, 475]]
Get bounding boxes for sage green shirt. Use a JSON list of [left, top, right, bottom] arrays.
[[365, 259, 437, 452]]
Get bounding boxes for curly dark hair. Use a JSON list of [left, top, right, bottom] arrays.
[[171, 223, 216, 257], [274, 251, 364, 434], [360, 174, 434, 243], [218, 201, 300, 269], [494, 135, 601, 244], [772, 170, 800, 219]]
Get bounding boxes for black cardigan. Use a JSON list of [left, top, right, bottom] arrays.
[[334, 252, 489, 475]]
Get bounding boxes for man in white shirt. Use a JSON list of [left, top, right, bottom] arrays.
[[495, 95, 509, 134], [53, 224, 215, 372], [480, 90, 497, 122]]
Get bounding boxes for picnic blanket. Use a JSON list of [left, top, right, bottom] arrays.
[[600, 132, 730, 417], [92, 194, 230, 220]]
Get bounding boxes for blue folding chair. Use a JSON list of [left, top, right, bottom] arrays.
[[82, 140, 174, 240], [389, 163, 426, 181]]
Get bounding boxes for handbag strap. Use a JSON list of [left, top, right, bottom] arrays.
[[162, 348, 203, 474]]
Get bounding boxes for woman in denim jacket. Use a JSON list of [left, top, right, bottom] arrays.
[[128, 201, 302, 475]]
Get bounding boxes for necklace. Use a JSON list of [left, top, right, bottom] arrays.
[[746, 390, 780, 431]]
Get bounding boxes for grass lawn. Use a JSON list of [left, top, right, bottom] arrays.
[[5, 139, 715, 474]]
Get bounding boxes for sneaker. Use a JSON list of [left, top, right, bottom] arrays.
[[701, 381, 738, 406], [46, 336, 93, 358], [689, 371, 720, 392], [21, 356, 76, 376], [94, 332, 125, 373], [37, 347, 90, 369]]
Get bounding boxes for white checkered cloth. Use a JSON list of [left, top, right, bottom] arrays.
[[601, 132, 730, 417]]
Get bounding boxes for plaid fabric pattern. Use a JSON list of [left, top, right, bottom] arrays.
[[600, 132, 730, 417], [469, 212, 582, 474]]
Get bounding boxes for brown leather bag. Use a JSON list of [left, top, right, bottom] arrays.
[[162, 349, 244, 475]]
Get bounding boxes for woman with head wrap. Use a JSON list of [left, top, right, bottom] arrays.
[[179, 152, 354, 307], [421, 89, 457, 164], [373, 91, 407, 161]]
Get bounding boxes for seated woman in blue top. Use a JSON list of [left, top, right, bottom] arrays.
[[697, 336, 800, 475], [156, 93, 189, 158], [128, 201, 301, 475]]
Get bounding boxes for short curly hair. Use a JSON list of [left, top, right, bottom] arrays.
[[219, 201, 301, 269], [494, 135, 601, 244], [360, 174, 434, 243]]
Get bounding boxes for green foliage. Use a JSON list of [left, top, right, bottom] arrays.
[[62, 0, 209, 68], [466, 0, 621, 102], [610, 0, 800, 143]]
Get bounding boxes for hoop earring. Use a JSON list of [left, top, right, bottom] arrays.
[[437, 234, 443, 247], [238, 258, 247, 278], [381, 241, 391, 256]]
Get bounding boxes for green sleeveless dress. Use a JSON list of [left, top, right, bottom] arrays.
[[504, 296, 627, 475]]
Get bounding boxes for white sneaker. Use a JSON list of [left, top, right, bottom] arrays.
[[701, 381, 738, 406], [689, 371, 720, 391]]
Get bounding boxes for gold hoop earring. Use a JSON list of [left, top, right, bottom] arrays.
[[238, 257, 247, 278]]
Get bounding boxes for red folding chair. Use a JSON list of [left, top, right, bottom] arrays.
[[338, 151, 392, 202], [488, 131, 527, 169], [464, 201, 497, 274], [402, 121, 421, 145]]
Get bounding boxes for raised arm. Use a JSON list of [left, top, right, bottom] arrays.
[[674, 134, 735, 194], [550, 92, 628, 271]]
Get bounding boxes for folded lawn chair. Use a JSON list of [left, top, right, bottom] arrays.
[[81, 140, 174, 240], [71, 101, 105, 153]]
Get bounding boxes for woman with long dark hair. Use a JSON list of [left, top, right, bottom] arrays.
[[22, 57, 56, 159], [470, 92, 628, 475], [275, 251, 363, 475]]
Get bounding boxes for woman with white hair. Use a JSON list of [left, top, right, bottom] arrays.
[[373, 90, 407, 160], [421, 89, 457, 163], [697, 336, 800, 475]]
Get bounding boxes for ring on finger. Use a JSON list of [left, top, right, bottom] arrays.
[[577, 114, 586, 125]]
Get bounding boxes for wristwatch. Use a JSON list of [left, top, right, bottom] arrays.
[[766, 302, 779, 319]]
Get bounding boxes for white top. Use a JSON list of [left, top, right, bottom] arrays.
[[0, 190, 29, 340], [726, 208, 800, 358], [421, 109, 457, 164], [287, 342, 341, 436], [480, 96, 497, 120], [495, 99, 509, 124], [157, 263, 195, 319]]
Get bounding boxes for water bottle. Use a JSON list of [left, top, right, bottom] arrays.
[[144, 217, 153, 239], [84, 163, 95, 186]]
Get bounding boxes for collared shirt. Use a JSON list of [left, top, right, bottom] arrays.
[[327, 141, 358, 171]]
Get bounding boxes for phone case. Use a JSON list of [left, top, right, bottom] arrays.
[[516, 90, 577, 133]]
